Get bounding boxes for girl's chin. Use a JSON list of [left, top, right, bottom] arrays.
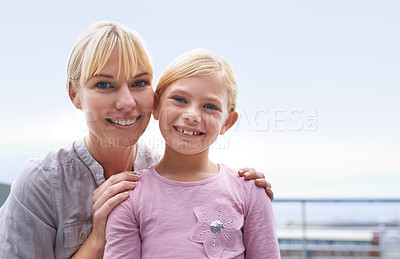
[[167, 143, 209, 156]]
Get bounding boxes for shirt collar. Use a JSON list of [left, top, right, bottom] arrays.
[[74, 138, 105, 187]]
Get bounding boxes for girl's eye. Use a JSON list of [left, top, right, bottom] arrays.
[[173, 97, 187, 103], [204, 104, 218, 110], [133, 80, 148, 87], [96, 82, 110, 89]]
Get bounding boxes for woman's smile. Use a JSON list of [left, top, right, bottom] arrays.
[[106, 116, 140, 127]]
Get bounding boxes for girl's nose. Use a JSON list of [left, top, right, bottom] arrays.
[[115, 85, 136, 110], [182, 108, 201, 123]]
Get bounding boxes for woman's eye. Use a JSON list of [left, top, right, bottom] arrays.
[[173, 97, 186, 103], [133, 80, 147, 87], [96, 82, 110, 89], [204, 104, 217, 110]]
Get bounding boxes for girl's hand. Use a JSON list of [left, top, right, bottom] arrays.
[[238, 168, 274, 201], [84, 171, 139, 255]]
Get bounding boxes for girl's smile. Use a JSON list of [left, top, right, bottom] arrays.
[[173, 125, 205, 137]]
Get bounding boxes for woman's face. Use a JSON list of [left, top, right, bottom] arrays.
[[72, 48, 154, 148]]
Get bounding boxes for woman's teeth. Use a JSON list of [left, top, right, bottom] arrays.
[[111, 118, 136, 126], [176, 128, 201, 136]]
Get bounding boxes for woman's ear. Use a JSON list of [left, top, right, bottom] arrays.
[[69, 81, 81, 109], [220, 111, 238, 135], [152, 92, 160, 120]]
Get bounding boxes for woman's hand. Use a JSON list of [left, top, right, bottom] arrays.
[[72, 171, 139, 258], [238, 168, 274, 201]]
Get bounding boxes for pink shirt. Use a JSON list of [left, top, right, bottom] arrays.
[[105, 164, 280, 259]]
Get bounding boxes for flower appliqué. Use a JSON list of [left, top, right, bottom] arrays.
[[190, 200, 244, 259]]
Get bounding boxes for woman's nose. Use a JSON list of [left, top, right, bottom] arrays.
[[115, 85, 136, 110]]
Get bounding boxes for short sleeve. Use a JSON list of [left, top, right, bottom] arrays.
[[104, 193, 141, 258], [0, 160, 57, 258], [243, 183, 280, 258]]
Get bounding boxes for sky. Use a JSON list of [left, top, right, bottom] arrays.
[[0, 0, 399, 198]]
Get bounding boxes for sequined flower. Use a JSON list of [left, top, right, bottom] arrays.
[[190, 200, 244, 259]]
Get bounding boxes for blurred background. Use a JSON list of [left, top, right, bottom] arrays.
[[0, 0, 399, 257]]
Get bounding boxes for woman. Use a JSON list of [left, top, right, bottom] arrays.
[[0, 21, 273, 259]]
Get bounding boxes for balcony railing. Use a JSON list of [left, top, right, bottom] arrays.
[[273, 198, 400, 259]]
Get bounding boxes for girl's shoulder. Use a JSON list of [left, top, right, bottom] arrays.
[[218, 164, 260, 194], [219, 164, 243, 182], [135, 164, 155, 178]]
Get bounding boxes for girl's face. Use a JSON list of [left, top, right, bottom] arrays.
[[154, 75, 237, 155], [72, 48, 154, 147]]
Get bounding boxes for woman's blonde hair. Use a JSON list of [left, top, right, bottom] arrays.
[[67, 21, 153, 91], [156, 49, 237, 112]]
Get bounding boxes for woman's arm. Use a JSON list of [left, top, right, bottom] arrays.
[[72, 171, 139, 259], [0, 161, 56, 259], [238, 167, 274, 200]]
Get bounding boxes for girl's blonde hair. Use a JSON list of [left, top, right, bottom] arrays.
[[156, 49, 237, 112], [67, 21, 153, 91]]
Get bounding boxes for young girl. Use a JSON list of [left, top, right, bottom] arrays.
[[104, 49, 280, 258]]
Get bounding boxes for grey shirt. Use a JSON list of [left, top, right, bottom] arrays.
[[0, 139, 160, 259]]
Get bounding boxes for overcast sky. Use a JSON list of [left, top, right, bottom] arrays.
[[0, 0, 399, 198]]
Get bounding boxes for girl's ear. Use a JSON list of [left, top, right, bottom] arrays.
[[152, 92, 160, 120], [69, 81, 82, 109], [220, 111, 238, 135]]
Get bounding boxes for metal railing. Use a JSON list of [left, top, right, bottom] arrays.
[[273, 198, 400, 259]]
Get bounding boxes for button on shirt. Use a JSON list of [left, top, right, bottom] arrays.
[[0, 139, 160, 259]]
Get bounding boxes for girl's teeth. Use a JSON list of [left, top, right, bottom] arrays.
[[177, 128, 200, 135]]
